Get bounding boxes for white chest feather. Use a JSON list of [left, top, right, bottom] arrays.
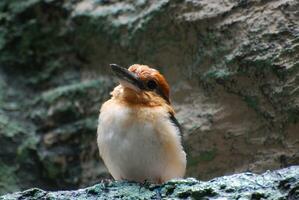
[[97, 100, 186, 183]]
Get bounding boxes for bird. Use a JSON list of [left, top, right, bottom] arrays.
[[97, 64, 186, 184]]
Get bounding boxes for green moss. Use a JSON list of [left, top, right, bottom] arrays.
[[87, 185, 102, 195], [191, 188, 217, 199], [178, 188, 216, 199], [15, 188, 47, 200], [7, 0, 41, 14], [243, 96, 259, 110], [0, 163, 19, 195], [39, 79, 106, 104], [27, 60, 62, 84], [0, 78, 5, 106], [0, 115, 25, 137], [0, 0, 71, 77], [237, 58, 286, 80], [188, 149, 217, 167], [1, 167, 299, 199], [287, 109, 299, 124], [17, 135, 38, 160], [37, 116, 97, 181], [203, 69, 231, 81], [0, 29, 6, 51], [201, 32, 218, 47], [42, 159, 63, 180], [251, 192, 268, 199], [199, 149, 217, 162]]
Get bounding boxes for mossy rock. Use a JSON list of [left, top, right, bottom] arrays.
[[1, 166, 299, 199]]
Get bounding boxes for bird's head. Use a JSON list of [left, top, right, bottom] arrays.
[[110, 64, 171, 105]]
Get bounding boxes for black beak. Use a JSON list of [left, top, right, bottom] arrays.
[[110, 64, 145, 90]]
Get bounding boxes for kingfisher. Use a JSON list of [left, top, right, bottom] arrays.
[[97, 64, 186, 184]]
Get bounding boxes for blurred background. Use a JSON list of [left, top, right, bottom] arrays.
[[0, 0, 298, 195]]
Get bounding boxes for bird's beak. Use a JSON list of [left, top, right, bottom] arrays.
[[110, 64, 145, 91]]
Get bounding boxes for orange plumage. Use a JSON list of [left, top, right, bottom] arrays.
[[128, 64, 170, 102]]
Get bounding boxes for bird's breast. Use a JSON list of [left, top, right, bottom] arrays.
[[98, 100, 166, 135], [97, 99, 186, 182], [98, 100, 166, 153]]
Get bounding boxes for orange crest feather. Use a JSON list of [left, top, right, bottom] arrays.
[[128, 64, 170, 102]]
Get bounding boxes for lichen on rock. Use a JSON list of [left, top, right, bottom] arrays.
[[1, 166, 299, 200]]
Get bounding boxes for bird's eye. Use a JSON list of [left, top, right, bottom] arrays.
[[147, 80, 157, 90]]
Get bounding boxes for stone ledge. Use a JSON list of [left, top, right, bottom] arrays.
[[1, 166, 299, 199]]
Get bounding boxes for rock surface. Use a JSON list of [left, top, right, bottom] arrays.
[[1, 166, 299, 199], [0, 0, 298, 195]]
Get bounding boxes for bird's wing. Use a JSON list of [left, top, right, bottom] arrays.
[[168, 112, 183, 136]]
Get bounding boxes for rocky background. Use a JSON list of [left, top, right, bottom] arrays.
[[0, 0, 298, 195]]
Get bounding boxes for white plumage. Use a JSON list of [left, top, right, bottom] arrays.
[[97, 97, 186, 183]]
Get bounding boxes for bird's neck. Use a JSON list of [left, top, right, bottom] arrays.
[[111, 85, 174, 111]]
